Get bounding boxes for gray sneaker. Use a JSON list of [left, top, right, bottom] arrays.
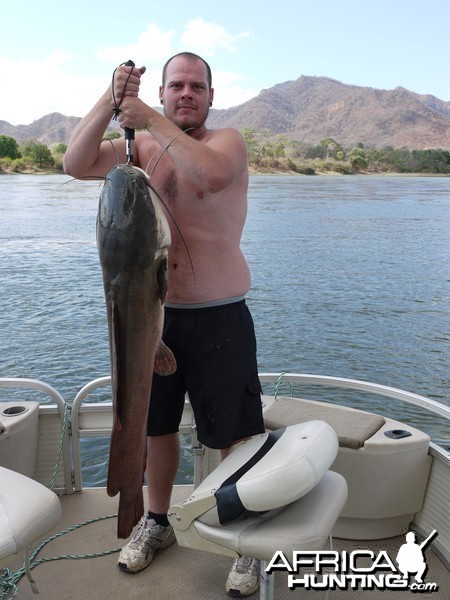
[[118, 516, 176, 573], [225, 556, 260, 597]]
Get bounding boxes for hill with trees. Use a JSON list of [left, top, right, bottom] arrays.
[[1, 76, 450, 175], [1, 76, 449, 150], [206, 77, 450, 150]]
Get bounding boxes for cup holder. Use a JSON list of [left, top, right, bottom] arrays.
[[384, 429, 412, 440], [1, 405, 29, 417]]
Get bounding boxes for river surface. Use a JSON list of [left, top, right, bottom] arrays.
[[0, 174, 449, 483]]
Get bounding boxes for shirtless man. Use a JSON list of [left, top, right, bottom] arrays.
[[64, 52, 265, 597]]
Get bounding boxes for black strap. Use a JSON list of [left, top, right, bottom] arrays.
[[215, 428, 286, 524]]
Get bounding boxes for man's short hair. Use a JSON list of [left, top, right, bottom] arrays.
[[162, 52, 212, 89]]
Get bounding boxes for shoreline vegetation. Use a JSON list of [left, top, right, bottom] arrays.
[[1, 131, 450, 176]]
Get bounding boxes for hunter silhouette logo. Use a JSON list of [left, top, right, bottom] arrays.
[[396, 530, 437, 584], [267, 529, 440, 593]]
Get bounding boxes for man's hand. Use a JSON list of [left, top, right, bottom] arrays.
[[112, 64, 146, 103], [117, 97, 155, 131]]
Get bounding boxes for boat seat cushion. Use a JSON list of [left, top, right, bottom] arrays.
[[264, 396, 385, 449], [0, 466, 62, 560], [182, 470, 348, 560], [189, 421, 338, 526]]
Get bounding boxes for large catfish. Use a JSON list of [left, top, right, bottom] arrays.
[[97, 164, 176, 539]]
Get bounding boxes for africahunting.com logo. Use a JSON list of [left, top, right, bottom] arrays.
[[266, 530, 440, 593]]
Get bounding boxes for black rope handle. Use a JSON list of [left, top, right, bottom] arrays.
[[111, 60, 136, 163], [111, 60, 135, 120]]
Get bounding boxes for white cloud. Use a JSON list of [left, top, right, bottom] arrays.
[[212, 70, 258, 108], [92, 21, 258, 109], [0, 21, 258, 125], [96, 23, 175, 66], [46, 49, 75, 65], [0, 53, 109, 125], [95, 19, 252, 65], [180, 17, 251, 56]]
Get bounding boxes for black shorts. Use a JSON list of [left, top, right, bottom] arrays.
[[147, 299, 265, 449]]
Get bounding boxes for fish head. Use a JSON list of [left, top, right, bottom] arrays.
[[97, 164, 171, 281]]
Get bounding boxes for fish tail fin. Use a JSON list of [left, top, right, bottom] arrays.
[[106, 440, 120, 497], [117, 491, 145, 539], [106, 428, 125, 497]]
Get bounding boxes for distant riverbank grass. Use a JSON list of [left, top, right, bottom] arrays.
[[242, 129, 450, 175], [2, 157, 449, 176], [1, 131, 450, 175], [249, 157, 353, 175], [248, 156, 450, 176]]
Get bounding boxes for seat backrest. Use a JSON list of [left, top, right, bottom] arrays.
[[194, 420, 338, 526], [0, 466, 62, 560]]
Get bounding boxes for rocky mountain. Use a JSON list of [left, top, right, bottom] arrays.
[[1, 77, 450, 149], [0, 113, 83, 146], [207, 77, 450, 150]]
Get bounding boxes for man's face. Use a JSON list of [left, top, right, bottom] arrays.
[[160, 56, 214, 131]]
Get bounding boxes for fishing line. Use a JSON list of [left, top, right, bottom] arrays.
[[110, 61, 196, 279], [151, 185, 196, 283], [105, 138, 120, 166], [62, 176, 106, 184], [147, 128, 195, 177], [145, 128, 197, 282]]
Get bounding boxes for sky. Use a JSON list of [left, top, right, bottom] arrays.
[[1, 0, 448, 126]]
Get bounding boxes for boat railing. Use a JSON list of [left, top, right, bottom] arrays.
[[71, 376, 113, 492], [71, 376, 196, 492], [260, 372, 450, 419], [1, 373, 448, 495], [0, 377, 72, 493], [259, 372, 450, 456]]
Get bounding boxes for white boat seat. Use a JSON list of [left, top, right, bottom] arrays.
[[175, 470, 347, 560], [263, 396, 432, 540], [0, 466, 62, 561], [169, 421, 347, 560]]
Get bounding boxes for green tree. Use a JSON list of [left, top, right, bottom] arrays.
[[32, 144, 54, 168], [0, 135, 21, 159], [286, 139, 305, 158], [347, 148, 368, 171], [319, 137, 343, 159], [366, 148, 382, 170], [304, 144, 326, 159], [21, 140, 54, 169], [380, 147, 411, 172], [273, 134, 287, 158], [412, 149, 450, 173], [242, 128, 263, 166], [103, 130, 122, 141], [53, 142, 68, 154]]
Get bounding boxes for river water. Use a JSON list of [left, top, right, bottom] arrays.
[[0, 174, 449, 483]]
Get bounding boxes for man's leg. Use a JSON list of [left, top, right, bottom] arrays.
[[147, 433, 180, 513], [118, 433, 179, 573]]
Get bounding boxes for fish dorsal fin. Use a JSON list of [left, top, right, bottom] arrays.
[[154, 340, 177, 376]]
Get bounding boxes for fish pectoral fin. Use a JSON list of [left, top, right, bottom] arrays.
[[156, 259, 168, 304], [154, 340, 177, 376], [111, 301, 122, 430]]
